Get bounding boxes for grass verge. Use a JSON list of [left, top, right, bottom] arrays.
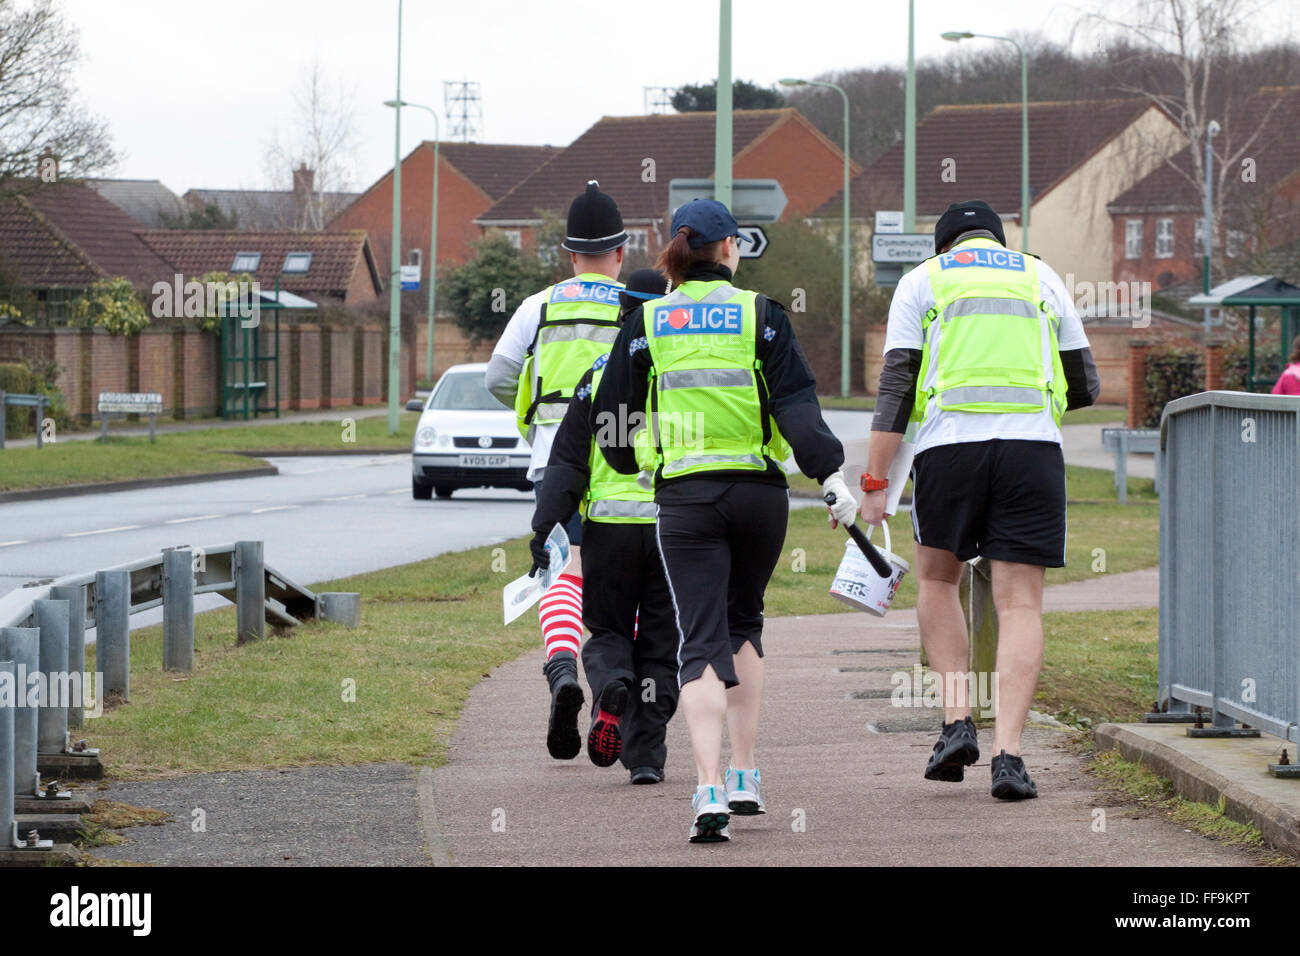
[[83, 466, 1156, 777], [0, 413, 418, 492], [1076, 744, 1292, 863]]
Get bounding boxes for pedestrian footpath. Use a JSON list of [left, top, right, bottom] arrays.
[[427, 569, 1250, 866]]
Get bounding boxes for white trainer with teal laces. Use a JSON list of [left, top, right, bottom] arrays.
[[690, 784, 731, 843], [726, 767, 765, 815]]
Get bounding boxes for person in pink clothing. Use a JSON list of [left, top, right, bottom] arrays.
[[1271, 336, 1300, 395]]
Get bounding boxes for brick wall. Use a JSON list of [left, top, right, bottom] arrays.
[[290, 324, 322, 410], [0, 318, 446, 420]]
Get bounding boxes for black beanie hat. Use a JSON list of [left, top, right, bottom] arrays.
[[618, 267, 669, 314], [562, 180, 628, 254], [934, 199, 1006, 254]]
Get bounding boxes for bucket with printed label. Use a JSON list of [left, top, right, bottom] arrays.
[[828, 521, 909, 617]]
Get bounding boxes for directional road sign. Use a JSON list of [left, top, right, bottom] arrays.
[[737, 225, 768, 259], [668, 179, 788, 223]]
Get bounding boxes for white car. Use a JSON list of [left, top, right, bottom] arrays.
[[409, 363, 533, 499]]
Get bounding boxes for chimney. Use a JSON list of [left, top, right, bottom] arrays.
[[293, 163, 315, 201]]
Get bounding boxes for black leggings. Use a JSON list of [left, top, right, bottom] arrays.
[[654, 482, 789, 688]]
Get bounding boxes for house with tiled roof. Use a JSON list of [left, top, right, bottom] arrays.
[[1108, 87, 1300, 296], [184, 165, 360, 232], [330, 141, 561, 287], [815, 98, 1184, 287], [85, 178, 186, 228], [136, 230, 382, 307], [0, 180, 177, 321], [476, 108, 857, 259]]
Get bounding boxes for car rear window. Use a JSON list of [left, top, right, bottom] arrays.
[[429, 373, 507, 411]]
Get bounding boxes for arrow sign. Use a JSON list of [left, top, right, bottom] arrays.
[[668, 179, 788, 223], [737, 225, 768, 259]]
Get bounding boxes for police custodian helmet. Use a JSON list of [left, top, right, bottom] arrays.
[[561, 180, 629, 255]]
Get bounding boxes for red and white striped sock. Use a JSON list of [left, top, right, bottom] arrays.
[[539, 573, 583, 660]]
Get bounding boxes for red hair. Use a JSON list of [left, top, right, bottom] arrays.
[[655, 226, 726, 285]]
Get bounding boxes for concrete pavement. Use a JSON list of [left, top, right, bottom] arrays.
[[428, 570, 1253, 866]]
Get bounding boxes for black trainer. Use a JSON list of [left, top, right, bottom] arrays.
[[586, 680, 628, 767], [629, 766, 664, 785], [990, 750, 1038, 800], [924, 716, 980, 782], [542, 652, 584, 760]]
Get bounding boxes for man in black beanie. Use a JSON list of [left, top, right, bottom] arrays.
[[486, 181, 629, 760], [860, 198, 1101, 801]]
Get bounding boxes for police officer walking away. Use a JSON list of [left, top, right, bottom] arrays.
[[486, 181, 628, 760], [860, 199, 1100, 800], [593, 199, 855, 843], [529, 268, 679, 784]]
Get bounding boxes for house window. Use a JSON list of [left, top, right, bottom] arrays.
[[502, 230, 522, 250], [232, 251, 261, 272], [625, 228, 650, 257], [1125, 219, 1143, 259], [1226, 229, 1247, 259], [282, 251, 312, 274], [537, 243, 559, 266], [1155, 218, 1174, 259], [1194, 218, 1207, 256]]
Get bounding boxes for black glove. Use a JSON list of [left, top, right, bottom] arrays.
[[529, 530, 549, 577]]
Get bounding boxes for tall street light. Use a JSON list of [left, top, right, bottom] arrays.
[[385, 99, 440, 385], [386, 0, 404, 435], [942, 30, 1030, 253], [782, 77, 852, 398]]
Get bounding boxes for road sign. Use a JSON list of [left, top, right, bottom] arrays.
[[875, 210, 904, 234], [737, 225, 768, 259], [97, 392, 163, 414], [871, 233, 933, 264], [399, 265, 420, 291], [874, 263, 905, 289], [668, 178, 788, 223]]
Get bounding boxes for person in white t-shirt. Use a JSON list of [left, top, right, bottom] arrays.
[[859, 199, 1100, 800], [485, 181, 628, 760]]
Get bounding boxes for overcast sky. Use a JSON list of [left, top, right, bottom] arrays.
[[63, 0, 1300, 196]]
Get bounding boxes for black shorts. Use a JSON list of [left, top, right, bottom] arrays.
[[910, 439, 1066, 568]]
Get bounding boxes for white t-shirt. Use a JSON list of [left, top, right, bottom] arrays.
[[489, 286, 554, 482], [883, 252, 1090, 455]]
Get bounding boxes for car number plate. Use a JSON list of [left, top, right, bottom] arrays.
[[458, 454, 509, 468]]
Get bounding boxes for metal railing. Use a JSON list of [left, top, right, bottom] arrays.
[[1158, 391, 1300, 742], [0, 391, 50, 449], [0, 540, 359, 852]]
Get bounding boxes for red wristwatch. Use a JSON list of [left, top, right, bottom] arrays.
[[860, 472, 889, 493]]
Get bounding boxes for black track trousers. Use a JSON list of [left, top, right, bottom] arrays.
[[654, 482, 789, 689], [580, 520, 679, 771]]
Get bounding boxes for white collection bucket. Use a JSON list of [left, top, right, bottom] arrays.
[[828, 521, 910, 617]]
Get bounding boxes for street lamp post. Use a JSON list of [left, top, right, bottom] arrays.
[[385, 100, 440, 385], [386, 0, 403, 435], [942, 31, 1030, 253], [782, 77, 852, 398]]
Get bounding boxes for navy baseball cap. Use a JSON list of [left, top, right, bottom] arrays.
[[670, 198, 739, 248]]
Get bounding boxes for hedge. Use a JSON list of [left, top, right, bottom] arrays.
[[0, 360, 71, 440], [1143, 346, 1204, 427]]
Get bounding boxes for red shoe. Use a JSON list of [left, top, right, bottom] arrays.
[[586, 681, 628, 767]]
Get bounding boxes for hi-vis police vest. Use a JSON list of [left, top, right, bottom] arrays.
[[515, 273, 623, 437], [642, 280, 791, 481], [915, 237, 1068, 427], [581, 356, 656, 524]]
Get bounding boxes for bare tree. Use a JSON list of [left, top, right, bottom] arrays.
[[263, 58, 358, 230], [1081, 0, 1299, 273], [0, 0, 116, 187]]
